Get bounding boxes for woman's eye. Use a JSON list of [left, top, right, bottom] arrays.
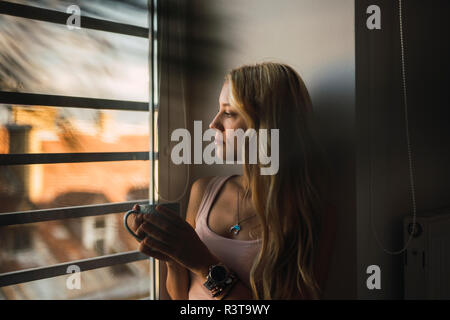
[[224, 112, 233, 117]]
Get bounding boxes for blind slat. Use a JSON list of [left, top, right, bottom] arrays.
[[0, 1, 149, 38], [0, 200, 150, 226], [0, 251, 149, 287], [0, 152, 156, 165]]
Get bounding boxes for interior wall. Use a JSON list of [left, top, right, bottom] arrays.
[[158, 0, 449, 300], [159, 0, 357, 299], [356, 0, 450, 299]]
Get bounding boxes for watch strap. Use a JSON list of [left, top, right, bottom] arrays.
[[203, 263, 238, 298]]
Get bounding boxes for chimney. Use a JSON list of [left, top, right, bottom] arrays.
[[5, 124, 32, 200]]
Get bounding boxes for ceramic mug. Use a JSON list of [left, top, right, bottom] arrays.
[[123, 203, 180, 241]]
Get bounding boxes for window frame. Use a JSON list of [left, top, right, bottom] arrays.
[[0, 0, 161, 299]]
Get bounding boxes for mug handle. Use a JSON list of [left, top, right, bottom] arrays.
[[123, 209, 144, 241]]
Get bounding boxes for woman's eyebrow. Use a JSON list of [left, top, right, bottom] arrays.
[[218, 102, 230, 111]]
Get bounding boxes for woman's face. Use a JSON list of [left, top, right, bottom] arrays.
[[209, 81, 247, 161]]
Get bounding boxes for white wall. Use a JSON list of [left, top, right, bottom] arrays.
[[179, 0, 356, 299], [159, 0, 449, 300]]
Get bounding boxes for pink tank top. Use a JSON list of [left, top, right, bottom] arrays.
[[188, 175, 262, 300]]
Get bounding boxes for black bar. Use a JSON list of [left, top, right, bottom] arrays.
[[0, 91, 152, 112], [0, 1, 149, 38], [0, 151, 156, 165], [0, 251, 149, 287], [0, 200, 150, 226]]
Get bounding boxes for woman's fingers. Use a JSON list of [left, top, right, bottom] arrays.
[[134, 204, 214, 273], [138, 241, 172, 261], [142, 208, 184, 233], [138, 221, 172, 245], [155, 204, 178, 216], [141, 235, 173, 256], [129, 212, 142, 230], [128, 212, 146, 239], [154, 205, 183, 224]]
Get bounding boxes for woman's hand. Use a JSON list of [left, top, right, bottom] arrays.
[[127, 205, 175, 263], [137, 204, 219, 277]]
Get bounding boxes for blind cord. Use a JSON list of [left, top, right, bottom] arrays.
[[370, 0, 417, 255]]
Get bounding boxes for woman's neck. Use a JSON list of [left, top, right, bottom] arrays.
[[236, 174, 251, 197]]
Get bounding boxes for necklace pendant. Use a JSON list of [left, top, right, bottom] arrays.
[[229, 224, 241, 235]]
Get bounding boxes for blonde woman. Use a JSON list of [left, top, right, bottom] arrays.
[[128, 62, 337, 300]]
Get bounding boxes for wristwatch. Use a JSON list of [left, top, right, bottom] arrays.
[[203, 263, 236, 296]]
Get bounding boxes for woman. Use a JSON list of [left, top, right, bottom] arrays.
[[128, 62, 337, 300]]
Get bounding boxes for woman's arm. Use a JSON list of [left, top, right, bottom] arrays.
[[192, 255, 254, 300], [165, 261, 189, 300], [222, 280, 254, 300], [165, 177, 213, 300]]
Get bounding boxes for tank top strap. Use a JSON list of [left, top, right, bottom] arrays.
[[195, 175, 237, 225]]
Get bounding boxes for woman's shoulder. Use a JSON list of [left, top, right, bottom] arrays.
[[186, 176, 219, 228], [193, 175, 216, 186], [191, 175, 236, 194], [191, 176, 217, 195]]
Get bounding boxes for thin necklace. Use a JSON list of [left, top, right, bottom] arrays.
[[229, 189, 256, 235]]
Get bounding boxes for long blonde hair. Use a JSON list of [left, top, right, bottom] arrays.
[[225, 62, 331, 299]]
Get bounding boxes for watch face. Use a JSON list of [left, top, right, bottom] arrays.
[[211, 265, 227, 282]]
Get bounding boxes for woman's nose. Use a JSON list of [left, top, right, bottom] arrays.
[[209, 114, 222, 130]]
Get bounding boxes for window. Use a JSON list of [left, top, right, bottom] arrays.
[[12, 227, 32, 251], [0, 225, 33, 253], [95, 239, 105, 256], [0, 0, 159, 300], [94, 217, 106, 229]]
